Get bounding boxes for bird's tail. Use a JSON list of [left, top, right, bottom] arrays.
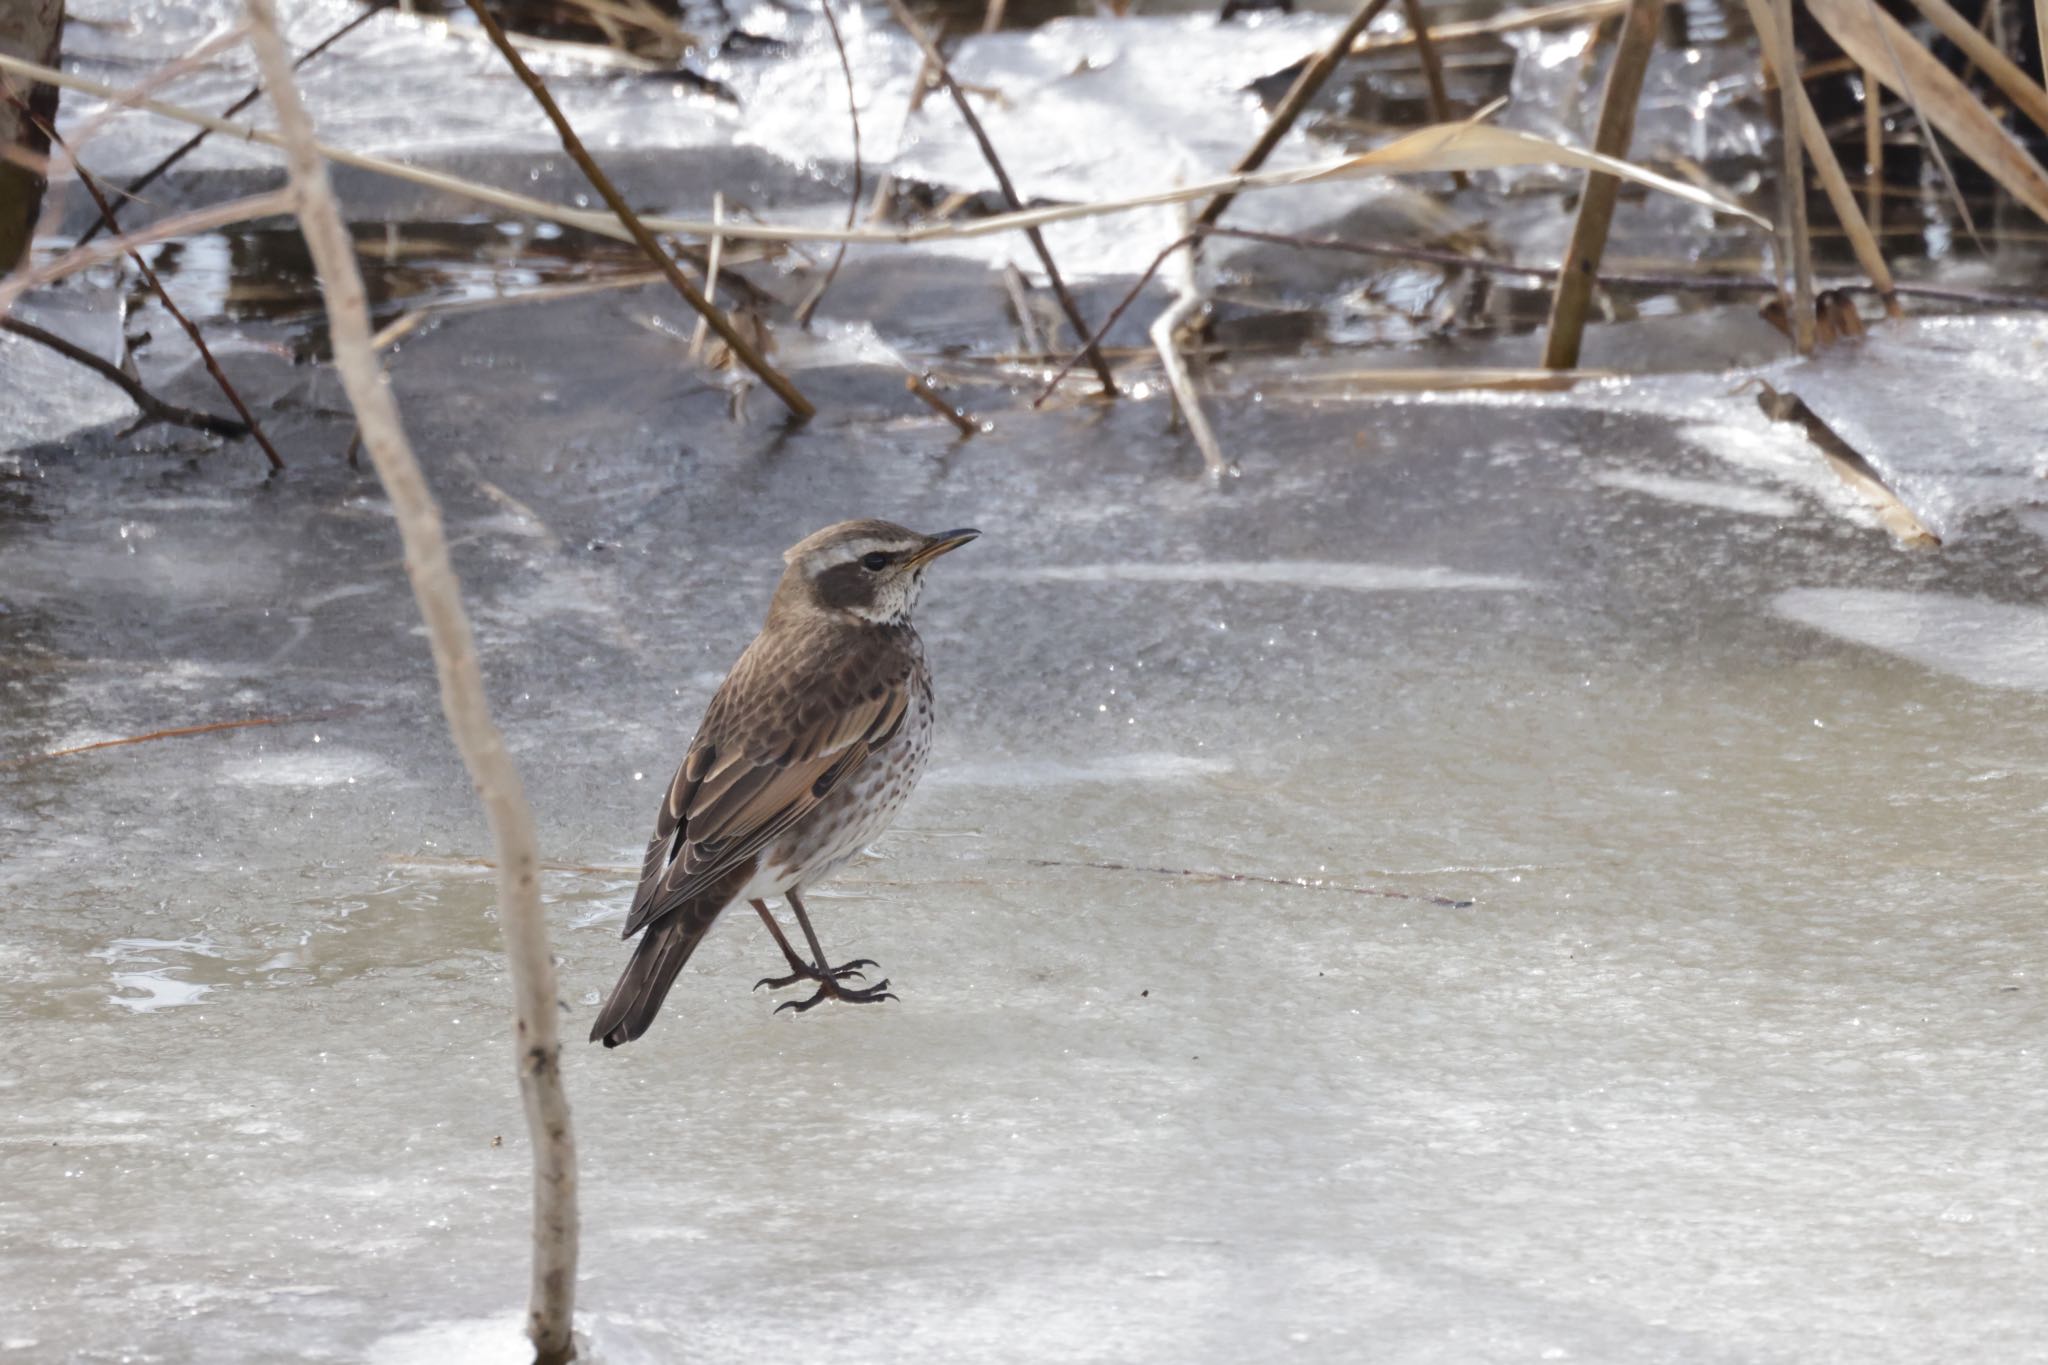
[[590, 899, 726, 1047]]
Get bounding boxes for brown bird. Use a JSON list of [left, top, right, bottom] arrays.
[[591, 519, 979, 1047]]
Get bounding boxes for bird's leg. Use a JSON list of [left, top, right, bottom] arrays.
[[751, 897, 872, 991], [773, 887, 896, 1013]]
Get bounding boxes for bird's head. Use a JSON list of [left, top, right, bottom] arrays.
[[775, 519, 979, 626]]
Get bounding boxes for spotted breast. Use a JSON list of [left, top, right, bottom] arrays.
[[757, 643, 935, 895]]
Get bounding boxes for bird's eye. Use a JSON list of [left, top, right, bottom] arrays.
[[860, 552, 890, 571]]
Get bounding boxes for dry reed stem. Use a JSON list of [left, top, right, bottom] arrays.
[[1770, 0, 1816, 352], [241, 6, 580, 1363], [1809, 0, 2018, 241], [39, 117, 286, 468], [1001, 262, 1044, 355], [1149, 218, 1231, 481], [793, 0, 862, 329], [1749, 380, 1939, 547], [1349, 0, 1624, 53], [1197, 0, 1396, 230], [904, 372, 981, 435], [1540, 0, 1658, 369], [0, 317, 251, 437], [1862, 66, 1884, 273], [881, 0, 1116, 394], [1902, 0, 2048, 138], [77, 0, 393, 248], [1742, 0, 1894, 316], [688, 192, 724, 360], [0, 54, 1765, 247], [1397, 0, 1467, 189], [2039, 0, 2048, 85], [461, 0, 814, 421]]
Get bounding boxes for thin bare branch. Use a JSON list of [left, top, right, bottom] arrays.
[[1197, 0, 1397, 230], [793, 0, 862, 328], [1, 317, 250, 437], [881, 0, 1117, 395], [34, 115, 285, 469], [461, 0, 814, 421], [241, 6, 580, 1363], [76, 0, 394, 248]]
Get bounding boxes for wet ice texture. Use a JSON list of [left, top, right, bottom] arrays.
[[6, 271, 2048, 1363], [9, 5, 2048, 1362]]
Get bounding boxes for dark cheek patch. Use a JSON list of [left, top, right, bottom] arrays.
[[815, 562, 875, 612]]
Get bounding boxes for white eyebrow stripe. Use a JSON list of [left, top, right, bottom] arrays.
[[803, 536, 915, 573]]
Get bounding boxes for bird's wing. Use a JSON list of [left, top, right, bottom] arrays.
[[622, 635, 911, 939]]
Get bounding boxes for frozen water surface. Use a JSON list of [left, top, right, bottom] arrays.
[[7, 3, 2048, 1363], [6, 293, 2046, 1363]]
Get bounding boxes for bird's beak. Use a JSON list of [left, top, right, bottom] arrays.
[[907, 528, 980, 566]]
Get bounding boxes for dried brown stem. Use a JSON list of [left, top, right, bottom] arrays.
[[1397, 0, 1467, 189], [1749, 380, 1939, 546], [242, 5, 580, 1363], [1743, 0, 1893, 318], [881, 0, 1116, 395], [1540, 0, 1658, 369], [1770, 0, 1816, 353], [1901, 0, 2048, 139], [462, 0, 813, 422], [1, 317, 250, 437], [76, 1, 393, 248], [904, 372, 980, 435], [1349, 0, 1624, 53], [1196, 0, 1397, 230], [36, 116, 285, 469], [793, 0, 862, 329]]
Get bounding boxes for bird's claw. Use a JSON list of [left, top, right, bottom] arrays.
[[774, 979, 898, 1014], [753, 959, 874, 992]]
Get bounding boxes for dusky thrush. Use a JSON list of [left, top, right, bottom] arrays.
[[590, 519, 978, 1046]]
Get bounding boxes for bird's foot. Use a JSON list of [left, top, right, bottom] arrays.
[[774, 977, 898, 1014], [753, 958, 876, 992]]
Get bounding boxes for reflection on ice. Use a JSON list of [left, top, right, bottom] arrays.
[[1774, 589, 2048, 693], [1593, 469, 1800, 518], [93, 938, 223, 1013]]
